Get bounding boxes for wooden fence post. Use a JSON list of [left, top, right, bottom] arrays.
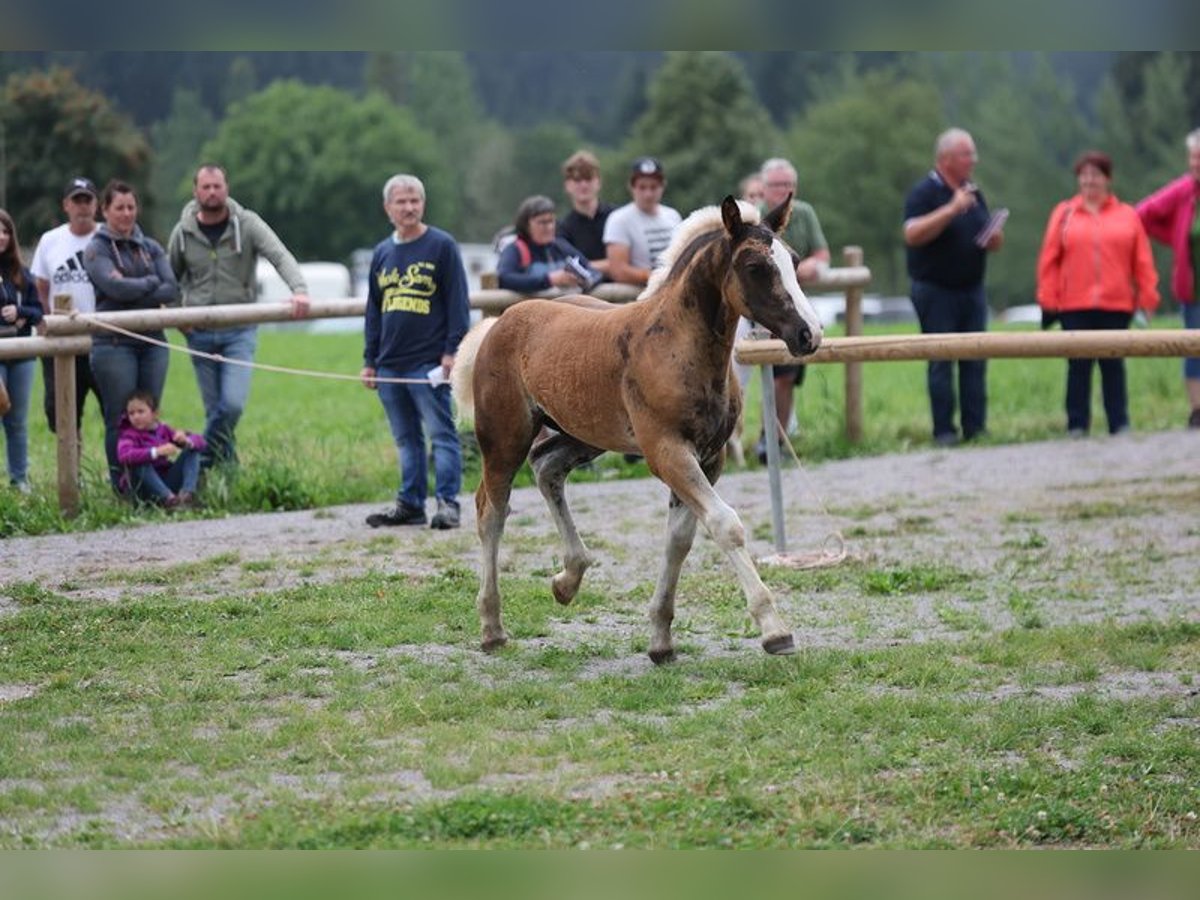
[[842, 246, 865, 444], [51, 294, 81, 517]]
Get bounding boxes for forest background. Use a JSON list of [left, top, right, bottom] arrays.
[[1, 51, 1198, 308]]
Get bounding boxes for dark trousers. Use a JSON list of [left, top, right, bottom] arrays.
[[910, 280, 988, 440], [41, 353, 101, 433], [1059, 309, 1133, 434]]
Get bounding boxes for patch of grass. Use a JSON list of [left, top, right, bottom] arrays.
[[0, 581, 65, 607], [861, 564, 971, 596]]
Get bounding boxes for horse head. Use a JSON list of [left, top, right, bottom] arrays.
[[720, 194, 823, 358]]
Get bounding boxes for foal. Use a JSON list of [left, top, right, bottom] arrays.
[[453, 196, 823, 661]]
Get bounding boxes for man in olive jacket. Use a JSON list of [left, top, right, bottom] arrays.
[[168, 164, 310, 469]]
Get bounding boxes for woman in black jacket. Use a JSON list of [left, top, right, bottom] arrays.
[[83, 180, 179, 492], [0, 208, 45, 491]]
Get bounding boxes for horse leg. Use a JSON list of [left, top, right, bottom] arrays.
[[529, 433, 603, 605], [474, 406, 539, 653], [647, 492, 699, 664], [646, 444, 794, 656]]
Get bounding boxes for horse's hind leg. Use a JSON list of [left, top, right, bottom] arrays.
[[647, 492, 699, 664], [474, 409, 538, 652], [529, 433, 603, 605]]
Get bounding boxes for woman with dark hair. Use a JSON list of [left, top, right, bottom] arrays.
[[1037, 151, 1159, 436], [496, 195, 600, 294], [1136, 128, 1200, 428], [83, 180, 179, 492], [0, 209, 44, 491]]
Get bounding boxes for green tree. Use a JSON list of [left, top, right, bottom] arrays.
[[220, 56, 259, 113], [0, 67, 151, 242], [199, 81, 449, 260], [626, 52, 779, 218], [148, 88, 216, 238], [969, 54, 1090, 308], [786, 68, 943, 294]]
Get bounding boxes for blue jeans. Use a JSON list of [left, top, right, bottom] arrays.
[[910, 280, 989, 440], [0, 357, 36, 485], [186, 326, 257, 467], [1183, 302, 1200, 381], [127, 449, 202, 504], [1059, 310, 1132, 434], [91, 335, 170, 490], [376, 366, 461, 508]]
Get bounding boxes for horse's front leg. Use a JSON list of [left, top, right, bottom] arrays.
[[646, 443, 794, 656], [647, 493, 699, 664]]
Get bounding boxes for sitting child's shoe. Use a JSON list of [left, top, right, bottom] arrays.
[[430, 498, 461, 530]]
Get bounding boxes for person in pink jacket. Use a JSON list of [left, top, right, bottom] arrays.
[[1136, 128, 1200, 429], [116, 389, 206, 510], [1037, 151, 1159, 437]]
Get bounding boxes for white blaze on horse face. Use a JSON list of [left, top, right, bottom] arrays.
[[771, 238, 823, 344]]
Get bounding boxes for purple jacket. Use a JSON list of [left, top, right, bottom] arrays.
[[1136, 174, 1200, 303], [116, 413, 206, 474]]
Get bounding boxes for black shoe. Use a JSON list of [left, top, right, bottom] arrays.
[[1189, 409, 1200, 430], [933, 432, 960, 448], [430, 498, 461, 530], [366, 501, 427, 527]]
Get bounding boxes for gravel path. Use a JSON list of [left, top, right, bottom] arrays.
[[6, 430, 1199, 646]]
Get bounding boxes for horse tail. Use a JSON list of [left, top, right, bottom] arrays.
[[451, 317, 498, 425]]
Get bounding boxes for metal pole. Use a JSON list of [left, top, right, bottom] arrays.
[[760, 362, 786, 553]]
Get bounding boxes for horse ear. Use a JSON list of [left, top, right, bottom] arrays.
[[721, 195, 746, 240], [763, 192, 794, 234]]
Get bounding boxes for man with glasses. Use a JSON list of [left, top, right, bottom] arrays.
[[30, 177, 103, 439], [903, 128, 1005, 447], [754, 157, 831, 464], [557, 150, 614, 282]]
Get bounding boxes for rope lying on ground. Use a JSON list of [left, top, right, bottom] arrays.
[[755, 417, 850, 571], [72, 312, 435, 385]]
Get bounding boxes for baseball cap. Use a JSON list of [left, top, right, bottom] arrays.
[[629, 156, 665, 181], [63, 177, 97, 200]]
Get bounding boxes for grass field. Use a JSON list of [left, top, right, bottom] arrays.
[[2, 318, 1198, 848], [1, 318, 1191, 537]]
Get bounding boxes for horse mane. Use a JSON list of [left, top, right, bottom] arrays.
[[639, 199, 761, 300]]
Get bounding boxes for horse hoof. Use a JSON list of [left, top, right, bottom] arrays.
[[551, 574, 575, 606], [762, 634, 796, 656], [648, 647, 676, 665], [481, 634, 509, 653]]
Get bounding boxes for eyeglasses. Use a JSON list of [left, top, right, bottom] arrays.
[[530, 215, 556, 227], [764, 181, 796, 189], [68, 194, 96, 203]]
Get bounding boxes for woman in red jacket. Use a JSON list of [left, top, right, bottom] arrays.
[[1136, 129, 1200, 429], [1037, 151, 1159, 437]]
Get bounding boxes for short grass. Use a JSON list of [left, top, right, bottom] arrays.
[[3, 319, 1190, 536], [0, 556, 1197, 849]]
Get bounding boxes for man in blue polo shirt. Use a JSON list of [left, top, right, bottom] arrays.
[[903, 128, 1005, 447]]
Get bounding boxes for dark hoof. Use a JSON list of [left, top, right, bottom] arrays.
[[762, 634, 796, 656], [551, 578, 575, 606], [648, 647, 676, 665], [480, 635, 509, 653]]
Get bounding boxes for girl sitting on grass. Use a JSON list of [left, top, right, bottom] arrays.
[[116, 389, 205, 510]]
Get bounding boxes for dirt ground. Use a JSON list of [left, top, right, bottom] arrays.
[[5, 430, 1199, 647]]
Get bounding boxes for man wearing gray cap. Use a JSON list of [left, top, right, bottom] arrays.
[[603, 156, 682, 287], [30, 177, 102, 438]]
